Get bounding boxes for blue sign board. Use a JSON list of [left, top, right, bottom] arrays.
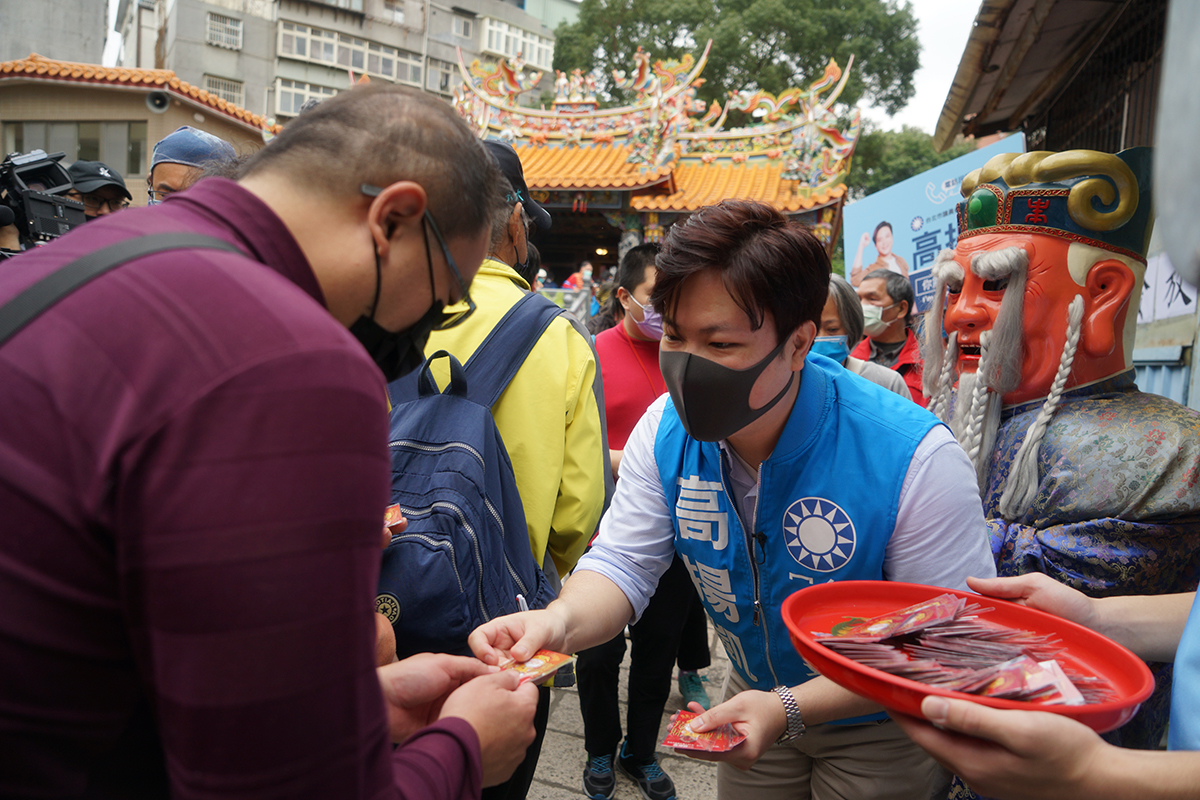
[[843, 133, 1026, 311]]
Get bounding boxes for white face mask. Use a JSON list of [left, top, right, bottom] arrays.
[[861, 301, 897, 337]]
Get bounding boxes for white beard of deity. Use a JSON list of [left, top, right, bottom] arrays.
[[930, 246, 1030, 494]]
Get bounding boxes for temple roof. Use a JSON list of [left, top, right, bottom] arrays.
[[631, 161, 845, 212], [455, 45, 861, 215], [517, 144, 673, 190], [0, 54, 279, 134]]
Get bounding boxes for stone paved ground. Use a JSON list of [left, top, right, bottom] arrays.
[[527, 621, 728, 800]]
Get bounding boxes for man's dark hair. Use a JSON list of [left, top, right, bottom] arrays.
[[863, 267, 915, 326], [615, 243, 660, 294], [592, 242, 660, 332], [873, 220, 893, 245], [652, 200, 830, 344], [238, 83, 504, 241]]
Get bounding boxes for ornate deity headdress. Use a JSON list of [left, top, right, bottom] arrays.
[[956, 147, 1154, 263]]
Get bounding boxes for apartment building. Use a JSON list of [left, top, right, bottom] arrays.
[[113, 0, 574, 122], [0, 0, 106, 63]]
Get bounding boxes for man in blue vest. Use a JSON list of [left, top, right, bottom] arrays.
[[471, 199, 996, 799]]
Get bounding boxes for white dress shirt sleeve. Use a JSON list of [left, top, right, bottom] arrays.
[[572, 394, 677, 622], [885, 424, 998, 589]]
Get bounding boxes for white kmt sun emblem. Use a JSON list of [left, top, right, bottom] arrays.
[[783, 497, 855, 572]]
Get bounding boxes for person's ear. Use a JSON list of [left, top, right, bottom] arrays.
[[615, 286, 632, 312], [790, 321, 817, 369], [1080, 260, 1136, 358], [366, 181, 427, 258], [506, 202, 526, 263]]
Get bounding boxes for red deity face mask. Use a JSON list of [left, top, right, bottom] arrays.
[[943, 233, 1135, 406]]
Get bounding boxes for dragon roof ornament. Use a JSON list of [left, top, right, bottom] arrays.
[[452, 42, 860, 197]]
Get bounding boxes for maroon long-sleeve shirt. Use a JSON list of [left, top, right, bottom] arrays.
[[0, 179, 481, 799]]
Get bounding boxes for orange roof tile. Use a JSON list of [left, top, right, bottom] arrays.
[[515, 143, 672, 191], [632, 161, 846, 213], [0, 53, 280, 134]]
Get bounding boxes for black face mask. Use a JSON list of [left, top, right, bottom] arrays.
[[348, 198, 475, 383], [659, 339, 796, 442], [349, 298, 443, 383], [351, 222, 441, 383]]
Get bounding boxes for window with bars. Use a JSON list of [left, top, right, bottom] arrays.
[[206, 12, 243, 50], [277, 79, 338, 117], [427, 58, 457, 94], [279, 21, 422, 83], [204, 75, 245, 108], [481, 18, 552, 69], [1030, 0, 1165, 152]]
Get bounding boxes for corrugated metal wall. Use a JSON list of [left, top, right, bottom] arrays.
[[1133, 345, 1190, 406]]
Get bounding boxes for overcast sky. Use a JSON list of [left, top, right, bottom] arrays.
[[862, 0, 980, 133], [105, 0, 980, 131]]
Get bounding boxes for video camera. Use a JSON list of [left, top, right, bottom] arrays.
[[0, 150, 86, 258]]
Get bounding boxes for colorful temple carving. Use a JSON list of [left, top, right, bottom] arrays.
[[452, 42, 861, 268]]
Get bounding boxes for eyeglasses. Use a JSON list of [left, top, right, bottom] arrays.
[[65, 191, 130, 213], [360, 183, 476, 330]]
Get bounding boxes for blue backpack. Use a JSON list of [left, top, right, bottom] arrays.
[[377, 292, 564, 658]]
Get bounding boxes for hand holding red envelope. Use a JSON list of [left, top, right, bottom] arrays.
[[498, 649, 576, 685], [661, 710, 746, 752]]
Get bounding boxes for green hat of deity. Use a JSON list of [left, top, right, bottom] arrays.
[[956, 147, 1154, 263]]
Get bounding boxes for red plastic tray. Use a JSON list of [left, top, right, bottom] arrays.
[[781, 580, 1154, 733]]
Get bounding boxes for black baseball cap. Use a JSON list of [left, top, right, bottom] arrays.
[[482, 140, 551, 230], [67, 161, 132, 200]]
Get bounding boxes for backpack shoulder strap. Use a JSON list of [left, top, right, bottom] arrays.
[[0, 233, 243, 347], [463, 291, 565, 409]]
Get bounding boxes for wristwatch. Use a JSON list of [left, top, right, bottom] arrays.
[[771, 684, 806, 743]]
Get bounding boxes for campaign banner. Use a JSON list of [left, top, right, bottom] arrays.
[[1139, 251, 1198, 324], [843, 133, 1026, 312]]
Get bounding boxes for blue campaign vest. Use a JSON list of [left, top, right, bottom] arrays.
[[656, 354, 940, 697]]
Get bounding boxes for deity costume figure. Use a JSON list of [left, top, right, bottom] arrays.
[[923, 148, 1200, 763]]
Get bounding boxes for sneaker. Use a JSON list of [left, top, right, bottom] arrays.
[[678, 670, 711, 710], [617, 741, 676, 800], [582, 751, 616, 800]]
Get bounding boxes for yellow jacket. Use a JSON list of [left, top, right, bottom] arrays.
[[423, 258, 609, 579]]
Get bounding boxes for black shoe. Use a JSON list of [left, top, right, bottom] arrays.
[[582, 751, 616, 800], [617, 741, 676, 800]]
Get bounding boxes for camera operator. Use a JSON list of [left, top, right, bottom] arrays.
[[0, 150, 86, 257], [65, 161, 132, 220]]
